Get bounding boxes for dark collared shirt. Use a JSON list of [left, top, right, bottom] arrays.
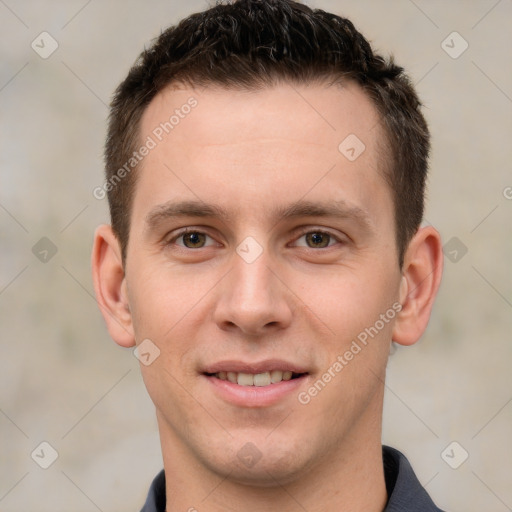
[[140, 445, 445, 511]]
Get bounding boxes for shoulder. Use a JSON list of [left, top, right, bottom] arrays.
[[140, 469, 166, 512], [383, 446, 445, 512]]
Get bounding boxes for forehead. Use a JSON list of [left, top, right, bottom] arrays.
[[133, 81, 391, 228], [141, 80, 383, 155]]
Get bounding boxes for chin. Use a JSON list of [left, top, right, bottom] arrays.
[[198, 434, 315, 488]]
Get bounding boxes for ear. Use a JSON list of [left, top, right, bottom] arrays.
[[91, 224, 135, 347], [392, 225, 443, 346]]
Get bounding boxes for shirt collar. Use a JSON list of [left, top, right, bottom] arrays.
[[383, 445, 444, 511]]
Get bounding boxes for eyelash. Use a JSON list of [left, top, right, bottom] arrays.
[[166, 227, 345, 250]]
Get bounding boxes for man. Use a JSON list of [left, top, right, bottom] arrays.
[[91, 0, 444, 510]]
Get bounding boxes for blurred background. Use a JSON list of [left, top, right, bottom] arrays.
[[1, 0, 511, 510]]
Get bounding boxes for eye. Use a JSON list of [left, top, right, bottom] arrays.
[[293, 230, 340, 249], [171, 230, 216, 249]]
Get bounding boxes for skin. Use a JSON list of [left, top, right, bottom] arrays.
[[92, 81, 443, 511]]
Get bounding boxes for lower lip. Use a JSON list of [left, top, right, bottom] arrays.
[[203, 374, 309, 407]]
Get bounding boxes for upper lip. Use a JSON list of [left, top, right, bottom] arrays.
[[202, 359, 309, 374]]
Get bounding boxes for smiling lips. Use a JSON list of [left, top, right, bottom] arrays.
[[211, 370, 302, 386], [203, 361, 309, 407], [203, 360, 309, 388]]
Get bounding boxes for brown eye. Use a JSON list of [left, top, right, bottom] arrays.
[[181, 232, 207, 248], [305, 232, 331, 248]]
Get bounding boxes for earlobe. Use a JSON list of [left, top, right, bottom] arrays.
[[91, 225, 136, 347], [392, 226, 443, 346]]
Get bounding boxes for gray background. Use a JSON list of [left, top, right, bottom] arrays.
[[1, 0, 511, 511]]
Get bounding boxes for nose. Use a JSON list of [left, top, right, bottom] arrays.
[[212, 249, 293, 337]]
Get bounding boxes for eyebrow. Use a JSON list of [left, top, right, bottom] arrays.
[[144, 199, 374, 234]]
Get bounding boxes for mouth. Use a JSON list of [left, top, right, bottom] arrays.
[[201, 361, 310, 407], [204, 370, 307, 387]]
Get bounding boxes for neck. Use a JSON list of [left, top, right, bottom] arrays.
[[158, 413, 387, 511]]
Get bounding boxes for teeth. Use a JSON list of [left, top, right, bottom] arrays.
[[270, 370, 283, 383], [214, 370, 301, 386], [237, 372, 254, 386], [253, 372, 271, 386], [282, 371, 292, 381]]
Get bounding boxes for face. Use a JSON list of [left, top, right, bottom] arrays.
[[124, 82, 402, 484]]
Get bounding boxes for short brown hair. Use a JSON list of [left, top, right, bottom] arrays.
[[105, 0, 430, 267]]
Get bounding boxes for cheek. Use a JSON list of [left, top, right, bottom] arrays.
[[127, 262, 205, 338], [299, 263, 399, 337], [127, 263, 219, 385]]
